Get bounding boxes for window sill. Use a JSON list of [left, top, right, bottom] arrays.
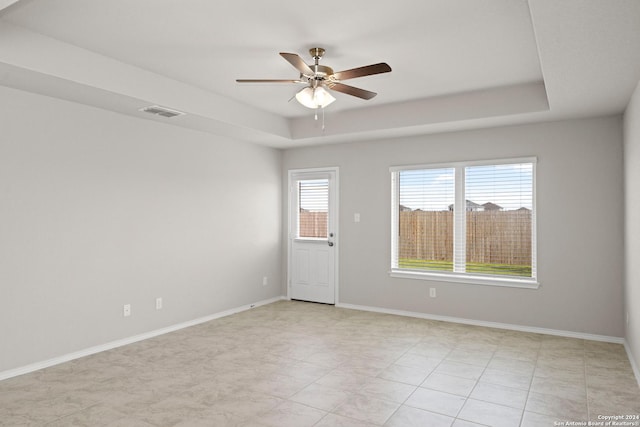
[[389, 269, 540, 289]]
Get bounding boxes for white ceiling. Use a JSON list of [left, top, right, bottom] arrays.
[[1, 0, 639, 148]]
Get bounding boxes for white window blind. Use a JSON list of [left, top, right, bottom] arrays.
[[298, 179, 328, 238], [464, 163, 534, 277], [391, 158, 537, 286], [397, 168, 455, 271]]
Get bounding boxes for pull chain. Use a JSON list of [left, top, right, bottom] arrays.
[[313, 108, 326, 133]]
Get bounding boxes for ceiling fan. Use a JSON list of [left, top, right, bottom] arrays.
[[236, 47, 392, 109]]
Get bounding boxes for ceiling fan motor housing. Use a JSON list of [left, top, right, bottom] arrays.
[[309, 65, 334, 80]]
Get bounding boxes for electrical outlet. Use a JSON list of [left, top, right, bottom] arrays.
[[156, 297, 163, 310], [429, 288, 436, 298], [123, 304, 131, 317], [262, 276, 268, 286]]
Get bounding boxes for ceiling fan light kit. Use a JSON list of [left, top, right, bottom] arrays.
[[236, 47, 391, 111], [295, 86, 336, 109]]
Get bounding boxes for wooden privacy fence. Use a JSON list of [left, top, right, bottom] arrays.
[[399, 210, 532, 266], [399, 211, 453, 262], [299, 211, 328, 238], [299, 209, 532, 266]]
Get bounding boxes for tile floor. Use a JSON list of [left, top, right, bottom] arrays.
[[1, 300, 639, 426]]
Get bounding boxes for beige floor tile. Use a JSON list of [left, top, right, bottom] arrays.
[[486, 356, 536, 376], [409, 341, 455, 358], [588, 388, 640, 415], [404, 387, 466, 417], [138, 394, 213, 426], [333, 394, 401, 424], [105, 418, 158, 427], [250, 400, 326, 427], [289, 383, 352, 411], [0, 413, 33, 427], [451, 419, 488, 427], [358, 377, 417, 403], [278, 360, 334, 382], [1, 392, 99, 425], [469, 381, 528, 409], [586, 365, 639, 390], [0, 301, 637, 427], [479, 367, 532, 390], [499, 331, 543, 347], [445, 349, 494, 367], [385, 405, 454, 427], [530, 374, 587, 400], [525, 391, 588, 420], [357, 346, 407, 363], [434, 360, 486, 381], [421, 372, 477, 397], [338, 355, 391, 377], [540, 336, 585, 351], [536, 352, 585, 371], [493, 346, 539, 363], [44, 404, 129, 427], [520, 410, 560, 427], [377, 364, 431, 386], [534, 365, 585, 382], [313, 413, 379, 427], [305, 351, 350, 369], [586, 345, 629, 360], [248, 373, 312, 399], [457, 399, 522, 427], [394, 353, 442, 371], [205, 391, 284, 421], [316, 369, 371, 392], [455, 339, 500, 353]]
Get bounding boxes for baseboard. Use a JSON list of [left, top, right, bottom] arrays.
[[4, 297, 632, 384], [336, 302, 625, 344], [0, 296, 285, 382], [624, 340, 640, 388]]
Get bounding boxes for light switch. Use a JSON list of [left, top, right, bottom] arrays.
[[354, 213, 361, 223]]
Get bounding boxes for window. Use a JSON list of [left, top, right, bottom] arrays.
[[391, 157, 537, 287], [297, 178, 329, 239]]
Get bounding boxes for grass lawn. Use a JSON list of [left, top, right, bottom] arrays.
[[399, 258, 531, 277]]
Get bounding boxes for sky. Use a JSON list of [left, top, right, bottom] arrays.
[[399, 163, 533, 211], [299, 179, 329, 212]]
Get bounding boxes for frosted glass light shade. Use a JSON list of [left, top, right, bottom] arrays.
[[295, 86, 336, 109]]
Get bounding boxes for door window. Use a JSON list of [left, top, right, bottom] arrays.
[[297, 178, 329, 239]]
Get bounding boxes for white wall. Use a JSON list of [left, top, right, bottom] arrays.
[[0, 86, 282, 372], [283, 116, 625, 337], [624, 81, 640, 372]]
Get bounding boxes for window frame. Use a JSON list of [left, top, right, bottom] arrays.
[[291, 172, 332, 242], [390, 156, 539, 289]]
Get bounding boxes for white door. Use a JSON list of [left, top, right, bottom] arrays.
[[288, 168, 338, 304]]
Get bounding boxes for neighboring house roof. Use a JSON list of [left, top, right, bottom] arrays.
[[448, 200, 483, 211], [482, 202, 503, 211]]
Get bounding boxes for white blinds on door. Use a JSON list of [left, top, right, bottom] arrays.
[[298, 179, 329, 239]]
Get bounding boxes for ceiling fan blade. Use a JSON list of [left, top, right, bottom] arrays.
[[236, 79, 304, 83], [331, 63, 392, 81], [280, 52, 314, 75], [327, 82, 377, 100]]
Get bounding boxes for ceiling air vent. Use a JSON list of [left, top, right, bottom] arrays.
[[139, 105, 185, 118]]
